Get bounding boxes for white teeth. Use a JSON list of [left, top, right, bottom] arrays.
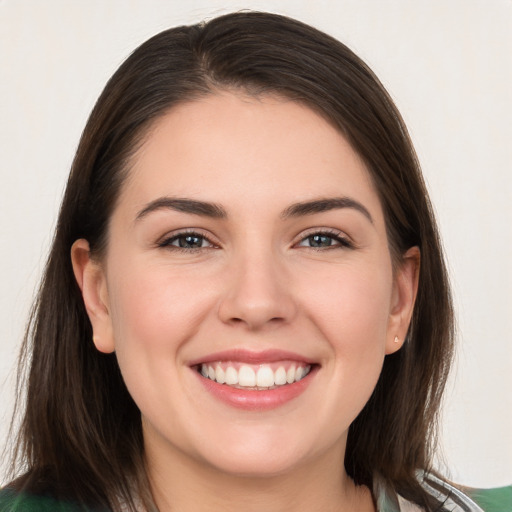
[[225, 366, 238, 385], [199, 363, 312, 389], [215, 365, 226, 384], [274, 366, 287, 385], [238, 365, 256, 387], [256, 366, 275, 387]]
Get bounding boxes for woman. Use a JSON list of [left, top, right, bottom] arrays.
[[0, 11, 484, 512]]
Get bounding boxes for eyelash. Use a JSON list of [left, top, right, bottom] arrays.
[[295, 229, 354, 250], [157, 230, 217, 252], [157, 228, 354, 252]]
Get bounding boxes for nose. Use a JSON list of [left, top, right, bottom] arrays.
[[217, 249, 297, 331]]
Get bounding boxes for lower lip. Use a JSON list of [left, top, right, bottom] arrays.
[[194, 367, 317, 411]]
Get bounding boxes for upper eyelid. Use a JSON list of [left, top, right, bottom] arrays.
[[156, 227, 353, 246], [295, 227, 350, 241], [298, 227, 343, 235], [157, 228, 218, 246], [293, 228, 356, 249]]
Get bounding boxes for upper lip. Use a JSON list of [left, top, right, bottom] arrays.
[[188, 349, 317, 367]]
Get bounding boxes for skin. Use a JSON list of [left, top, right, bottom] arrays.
[[72, 91, 419, 512]]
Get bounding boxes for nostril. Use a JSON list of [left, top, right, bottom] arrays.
[[217, 282, 297, 329], [227, 315, 286, 329]]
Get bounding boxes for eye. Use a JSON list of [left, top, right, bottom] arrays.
[[158, 231, 216, 251], [296, 230, 353, 249]]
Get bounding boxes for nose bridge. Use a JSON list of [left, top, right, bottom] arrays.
[[218, 240, 295, 329]]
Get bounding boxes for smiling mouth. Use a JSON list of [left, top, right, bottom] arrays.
[[197, 361, 313, 390]]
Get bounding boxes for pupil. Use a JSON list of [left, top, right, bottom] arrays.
[[179, 235, 202, 248], [310, 235, 331, 247]]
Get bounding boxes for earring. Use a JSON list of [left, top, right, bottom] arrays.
[[394, 335, 399, 343]]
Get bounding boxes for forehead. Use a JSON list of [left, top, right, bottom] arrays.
[[120, 92, 383, 223]]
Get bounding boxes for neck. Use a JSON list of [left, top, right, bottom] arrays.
[[145, 440, 375, 512]]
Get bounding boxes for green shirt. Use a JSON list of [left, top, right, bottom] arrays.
[[1, 478, 510, 511]]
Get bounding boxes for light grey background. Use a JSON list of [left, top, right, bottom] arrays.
[[1, 0, 511, 487]]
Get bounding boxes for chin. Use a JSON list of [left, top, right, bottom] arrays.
[[191, 425, 322, 478], [204, 449, 306, 479]]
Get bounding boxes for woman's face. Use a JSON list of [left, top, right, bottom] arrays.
[[75, 92, 418, 478]]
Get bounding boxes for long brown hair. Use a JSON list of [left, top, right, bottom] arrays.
[[7, 11, 454, 511]]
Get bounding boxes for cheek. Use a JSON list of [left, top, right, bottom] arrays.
[[103, 261, 219, 432], [300, 260, 393, 353], [106, 261, 217, 363], [280, 261, 394, 442], [299, 260, 392, 406]]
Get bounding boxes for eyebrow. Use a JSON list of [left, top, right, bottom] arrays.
[[135, 196, 373, 223], [281, 197, 373, 223], [136, 197, 227, 221]]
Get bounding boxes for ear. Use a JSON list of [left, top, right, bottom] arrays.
[[385, 246, 420, 355], [71, 239, 115, 353]]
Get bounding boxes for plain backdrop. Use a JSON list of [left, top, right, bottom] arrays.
[[1, 0, 511, 488]]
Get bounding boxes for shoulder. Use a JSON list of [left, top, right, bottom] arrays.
[[0, 487, 92, 512], [396, 495, 423, 511], [464, 485, 512, 512], [413, 472, 512, 512], [374, 472, 488, 512]]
